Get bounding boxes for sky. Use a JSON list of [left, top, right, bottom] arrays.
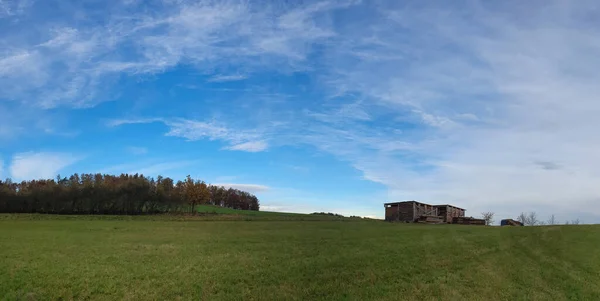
[[1, 0, 600, 222]]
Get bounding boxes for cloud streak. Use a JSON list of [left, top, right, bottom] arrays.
[[111, 117, 270, 152], [207, 74, 248, 82], [213, 183, 270, 193], [9, 152, 81, 181]]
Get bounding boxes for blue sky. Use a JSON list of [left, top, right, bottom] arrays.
[[1, 0, 600, 222]]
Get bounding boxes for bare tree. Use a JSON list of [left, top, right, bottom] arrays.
[[547, 214, 556, 225], [571, 218, 580, 225], [481, 212, 495, 226], [517, 212, 528, 225], [526, 212, 538, 226]]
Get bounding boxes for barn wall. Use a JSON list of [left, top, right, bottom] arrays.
[[435, 205, 466, 223], [385, 202, 417, 222]]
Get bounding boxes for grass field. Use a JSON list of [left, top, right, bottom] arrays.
[[1, 214, 599, 301]]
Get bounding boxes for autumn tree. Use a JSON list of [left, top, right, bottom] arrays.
[[0, 173, 260, 215]]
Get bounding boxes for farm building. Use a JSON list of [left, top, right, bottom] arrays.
[[384, 201, 467, 223], [501, 219, 524, 226], [384, 201, 440, 223], [452, 216, 486, 225], [434, 204, 466, 223]]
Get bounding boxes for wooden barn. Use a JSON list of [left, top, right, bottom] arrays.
[[384, 201, 439, 222], [384, 201, 468, 224], [434, 204, 466, 223]]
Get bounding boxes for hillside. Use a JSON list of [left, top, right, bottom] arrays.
[[195, 205, 367, 220], [1, 215, 599, 300]]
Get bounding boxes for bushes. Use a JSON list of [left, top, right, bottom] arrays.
[[311, 212, 345, 218], [0, 173, 259, 214]]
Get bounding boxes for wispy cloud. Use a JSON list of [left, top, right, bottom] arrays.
[[223, 141, 268, 152], [213, 183, 270, 193], [110, 117, 270, 152], [0, 0, 32, 18], [207, 74, 248, 82], [126, 146, 148, 155], [106, 118, 163, 127], [129, 161, 197, 176], [1, 0, 355, 108], [99, 160, 200, 176], [9, 152, 81, 181]]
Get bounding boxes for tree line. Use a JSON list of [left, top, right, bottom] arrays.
[[516, 212, 580, 226], [480, 211, 582, 226], [0, 173, 259, 214]]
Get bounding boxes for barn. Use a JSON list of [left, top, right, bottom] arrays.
[[434, 204, 466, 223], [384, 201, 467, 223], [384, 201, 439, 222]]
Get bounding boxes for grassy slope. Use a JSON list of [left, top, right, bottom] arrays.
[[1, 215, 599, 301], [195, 204, 303, 216]]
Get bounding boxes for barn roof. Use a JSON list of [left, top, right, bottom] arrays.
[[384, 200, 432, 206], [433, 204, 466, 210]]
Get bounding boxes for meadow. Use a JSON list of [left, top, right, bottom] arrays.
[[1, 212, 599, 301]]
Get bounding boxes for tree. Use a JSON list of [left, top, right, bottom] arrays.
[[526, 212, 538, 226], [570, 218, 580, 225], [547, 214, 556, 225], [516, 212, 539, 226], [517, 212, 528, 225], [481, 212, 495, 226], [184, 175, 199, 213], [196, 181, 211, 206], [0, 173, 260, 215]]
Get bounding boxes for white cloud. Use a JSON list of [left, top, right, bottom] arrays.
[[224, 141, 268, 152], [207, 74, 248, 82], [110, 118, 270, 152], [211, 0, 600, 222], [213, 183, 270, 193], [9, 152, 80, 181], [309, 1, 600, 222], [1, 0, 355, 108], [106, 118, 163, 127]]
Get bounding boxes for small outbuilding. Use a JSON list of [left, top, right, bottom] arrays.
[[452, 216, 486, 225], [501, 219, 524, 226]]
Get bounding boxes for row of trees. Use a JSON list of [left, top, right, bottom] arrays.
[[516, 212, 580, 226], [480, 211, 581, 226], [0, 173, 259, 214]]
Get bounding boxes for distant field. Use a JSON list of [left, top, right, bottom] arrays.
[[1, 214, 599, 300], [195, 204, 304, 216]]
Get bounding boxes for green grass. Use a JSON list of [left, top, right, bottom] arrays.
[[1, 214, 599, 300], [195, 204, 304, 216]]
